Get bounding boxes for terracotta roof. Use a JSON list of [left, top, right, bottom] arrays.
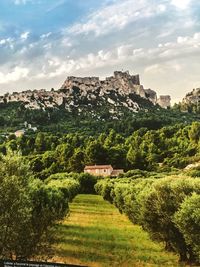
[[84, 165, 113, 170]]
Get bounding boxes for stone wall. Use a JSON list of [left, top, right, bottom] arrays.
[[157, 95, 171, 109]]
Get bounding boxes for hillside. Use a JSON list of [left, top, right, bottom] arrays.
[[0, 71, 199, 135]]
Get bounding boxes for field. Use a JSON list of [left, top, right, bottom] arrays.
[[50, 194, 180, 267]]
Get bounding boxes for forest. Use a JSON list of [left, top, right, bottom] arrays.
[[0, 115, 200, 264], [0, 121, 200, 177]]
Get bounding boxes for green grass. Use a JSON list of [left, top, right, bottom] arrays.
[[50, 194, 181, 267]]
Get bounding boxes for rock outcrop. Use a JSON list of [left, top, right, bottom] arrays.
[[182, 88, 200, 106], [179, 88, 200, 113], [0, 71, 170, 113], [157, 95, 171, 109], [61, 71, 146, 98]]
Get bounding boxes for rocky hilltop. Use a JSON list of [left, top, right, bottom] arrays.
[[182, 88, 200, 105], [179, 88, 200, 113], [0, 71, 171, 114], [61, 71, 170, 108]]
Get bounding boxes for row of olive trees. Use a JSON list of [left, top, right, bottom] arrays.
[[0, 155, 80, 260], [95, 176, 200, 263]]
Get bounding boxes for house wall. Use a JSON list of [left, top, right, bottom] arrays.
[[84, 168, 113, 177]]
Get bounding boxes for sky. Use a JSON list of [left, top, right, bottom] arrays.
[[0, 0, 200, 102]]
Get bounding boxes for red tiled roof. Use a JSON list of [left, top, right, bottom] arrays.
[[84, 165, 113, 170]]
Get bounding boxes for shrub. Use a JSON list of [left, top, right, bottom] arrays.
[[174, 193, 200, 262]]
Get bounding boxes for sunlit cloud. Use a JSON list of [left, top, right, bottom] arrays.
[[171, 0, 191, 9]]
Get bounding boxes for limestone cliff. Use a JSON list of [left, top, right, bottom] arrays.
[[0, 71, 171, 114], [182, 88, 200, 106], [61, 71, 147, 100], [157, 95, 171, 109], [180, 88, 200, 113]]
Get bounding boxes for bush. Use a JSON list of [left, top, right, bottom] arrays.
[[174, 193, 200, 262], [140, 177, 200, 261], [0, 155, 78, 259], [47, 172, 99, 194], [95, 175, 200, 263], [76, 173, 99, 194]]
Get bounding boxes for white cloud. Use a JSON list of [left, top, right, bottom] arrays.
[[0, 37, 14, 49], [40, 32, 52, 39], [30, 31, 200, 81], [171, 0, 191, 9], [14, 0, 30, 4], [67, 0, 166, 36], [20, 31, 30, 41], [145, 62, 182, 74], [0, 38, 11, 45], [0, 67, 29, 84], [145, 64, 165, 74]]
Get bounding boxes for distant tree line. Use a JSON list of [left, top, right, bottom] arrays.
[[0, 122, 200, 178]]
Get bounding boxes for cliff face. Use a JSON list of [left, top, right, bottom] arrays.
[[61, 71, 143, 97], [180, 88, 200, 113], [157, 95, 171, 109], [0, 71, 171, 113], [61, 71, 170, 108], [61, 71, 149, 99], [182, 88, 200, 105]]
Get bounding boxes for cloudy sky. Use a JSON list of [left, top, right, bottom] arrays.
[[0, 0, 200, 102]]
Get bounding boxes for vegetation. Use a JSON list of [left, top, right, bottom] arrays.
[[0, 102, 200, 264], [0, 122, 200, 179], [0, 154, 79, 259], [95, 176, 200, 264], [0, 101, 199, 135], [51, 194, 179, 267]]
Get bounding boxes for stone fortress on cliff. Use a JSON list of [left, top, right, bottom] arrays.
[[0, 70, 171, 110], [61, 71, 171, 108]]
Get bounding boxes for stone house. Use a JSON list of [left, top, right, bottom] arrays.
[[84, 165, 124, 177], [14, 129, 25, 138]]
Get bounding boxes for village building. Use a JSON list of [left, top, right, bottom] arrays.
[[14, 129, 25, 138], [84, 165, 124, 177]]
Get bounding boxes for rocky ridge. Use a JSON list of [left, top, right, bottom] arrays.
[[182, 88, 200, 105], [179, 88, 200, 113], [0, 71, 171, 114]]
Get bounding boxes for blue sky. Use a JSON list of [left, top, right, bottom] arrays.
[[0, 0, 200, 102]]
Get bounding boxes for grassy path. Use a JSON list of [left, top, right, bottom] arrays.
[[51, 194, 180, 267]]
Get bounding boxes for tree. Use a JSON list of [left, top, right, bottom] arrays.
[[189, 122, 200, 143], [35, 132, 46, 152], [174, 193, 200, 262], [140, 177, 200, 262], [85, 140, 108, 165], [68, 148, 85, 172], [0, 155, 32, 259], [0, 154, 70, 259]]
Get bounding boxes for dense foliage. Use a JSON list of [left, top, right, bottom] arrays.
[[95, 175, 200, 263], [0, 155, 80, 259], [0, 122, 199, 177], [0, 101, 199, 135]]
